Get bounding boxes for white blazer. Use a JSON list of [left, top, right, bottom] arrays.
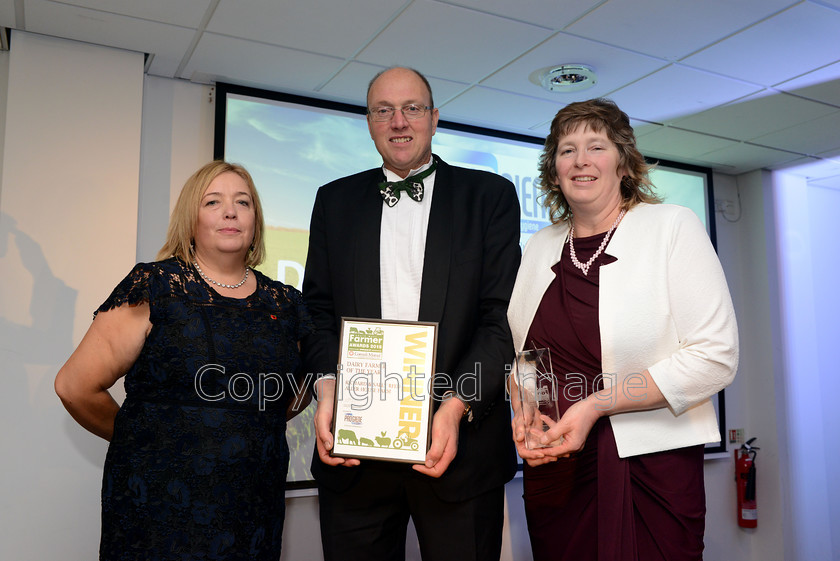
[[508, 203, 739, 458]]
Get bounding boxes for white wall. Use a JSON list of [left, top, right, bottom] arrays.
[[138, 74, 215, 262], [768, 171, 839, 561], [703, 171, 788, 561], [0, 44, 8, 187], [806, 183, 840, 561], [0, 31, 143, 560], [3, 29, 833, 561]]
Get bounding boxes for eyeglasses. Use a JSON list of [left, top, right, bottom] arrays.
[[368, 104, 432, 122]]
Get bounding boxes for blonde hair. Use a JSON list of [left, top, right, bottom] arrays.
[[538, 98, 660, 224], [156, 161, 266, 267]]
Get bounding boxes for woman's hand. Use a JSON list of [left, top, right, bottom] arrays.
[[510, 376, 557, 467], [512, 408, 560, 467], [536, 398, 602, 458], [536, 370, 667, 458]]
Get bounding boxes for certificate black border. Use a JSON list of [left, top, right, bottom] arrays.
[[331, 317, 439, 464]]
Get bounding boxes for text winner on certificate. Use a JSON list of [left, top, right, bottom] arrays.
[[331, 318, 438, 463]]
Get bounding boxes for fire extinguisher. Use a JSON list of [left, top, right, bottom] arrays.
[[735, 437, 759, 528]]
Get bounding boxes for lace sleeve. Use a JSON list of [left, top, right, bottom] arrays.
[[94, 262, 155, 318]]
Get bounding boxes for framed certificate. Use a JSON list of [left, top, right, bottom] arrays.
[[331, 318, 438, 463]]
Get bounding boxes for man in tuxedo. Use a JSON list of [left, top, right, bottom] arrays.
[[302, 66, 520, 561]]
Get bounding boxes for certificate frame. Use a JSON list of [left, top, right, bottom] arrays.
[[331, 318, 438, 463]]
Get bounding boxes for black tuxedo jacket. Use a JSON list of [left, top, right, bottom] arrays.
[[302, 156, 519, 501]]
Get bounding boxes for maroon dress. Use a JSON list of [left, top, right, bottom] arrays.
[[522, 232, 706, 561]]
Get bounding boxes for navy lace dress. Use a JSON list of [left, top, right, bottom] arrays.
[[97, 258, 313, 561]]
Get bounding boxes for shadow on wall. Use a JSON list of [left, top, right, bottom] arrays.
[[1, 212, 76, 359], [0, 211, 104, 465]]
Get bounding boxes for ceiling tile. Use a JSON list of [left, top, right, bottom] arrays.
[[41, 0, 212, 28], [816, 147, 840, 160], [312, 61, 385, 105], [319, 61, 471, 108], [438, 86, 560, 136], [608, 65, 762, 123], [636, 127, 736, 165], [481, 31, 667, 102], [770, 155, 839, 173], [183, 33, 344, 93], [631, 121, 663, 138], [776, 62, 840, 106], [356, 0, 551, 83], [700, 142, 802, 174], [0, 1, 17, 27], [767, 155, 819, 171], [207, 0, 399, 58], [672, 91, 838, 141], [681, 2, 840, 86], [630, 121, 752, 174], [437, 0, 603, 29], [528, 121, 552, 138], [24, 0, 195, 76], [751, 110, 840, 156], [405, 75, 472, 108], [770, 156, 840, 191], [11, 0, 840, 187], [566, 0, 797, 61], [809, 177, 840, 191]]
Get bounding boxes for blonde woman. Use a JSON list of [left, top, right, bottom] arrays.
[[56, 161, 312, 560]]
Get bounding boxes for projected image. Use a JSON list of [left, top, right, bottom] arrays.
[[432, 131, 550, 247], [224, 97, 378, 290], [224, 94, 556, 287], [648, 167, 709, 230], [218, 87, 717, 486]]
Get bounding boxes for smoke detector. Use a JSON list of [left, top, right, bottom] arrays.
[[531, 64, 597, 93]]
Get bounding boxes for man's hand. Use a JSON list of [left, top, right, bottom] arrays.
[[313, 378, 360, 467], [413, 396, 463, 478]]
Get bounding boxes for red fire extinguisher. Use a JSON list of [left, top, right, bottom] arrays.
[[735, 437, 759, 528]]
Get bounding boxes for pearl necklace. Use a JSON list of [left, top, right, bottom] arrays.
[[193, 261, 249, 289], [569, 209, 626, 276]]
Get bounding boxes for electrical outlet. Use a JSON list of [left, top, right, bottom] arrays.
[[715, 199, 736, 215]]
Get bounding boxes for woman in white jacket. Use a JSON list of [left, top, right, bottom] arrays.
[[508, 98, 738, 561]]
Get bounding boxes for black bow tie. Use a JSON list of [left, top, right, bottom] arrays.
[[378, 161, 437, 207]]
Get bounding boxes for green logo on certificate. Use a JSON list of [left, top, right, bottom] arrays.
[[347, 327, 384, 353], [334, 318, 438, 464]]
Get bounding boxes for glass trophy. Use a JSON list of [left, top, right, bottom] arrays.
[[514, 348, 560, 450]]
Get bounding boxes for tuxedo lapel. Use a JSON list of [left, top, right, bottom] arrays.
[[353, 172, 384, 318], [418, 158, 452, 323]]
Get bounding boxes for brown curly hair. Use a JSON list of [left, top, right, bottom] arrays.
[[538, 98, 660, 223]]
